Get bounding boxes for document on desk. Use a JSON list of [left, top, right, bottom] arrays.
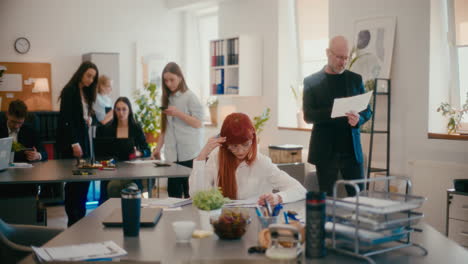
[[224, 198, 258, 208], [32, 240, 127, 261], [331, 91, 372, 118]]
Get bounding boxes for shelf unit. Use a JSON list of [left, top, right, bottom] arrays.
[[365, 78, 391, 181], [209, 35, 262, 96]]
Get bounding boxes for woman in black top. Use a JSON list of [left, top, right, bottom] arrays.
[[57, 61, 98, 227], [97, 97, 150, 203]]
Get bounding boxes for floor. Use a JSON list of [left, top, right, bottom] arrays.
[[46, 186, 167, 229]]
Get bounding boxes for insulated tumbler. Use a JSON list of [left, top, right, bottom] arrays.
[[121, 185, 141, 236]]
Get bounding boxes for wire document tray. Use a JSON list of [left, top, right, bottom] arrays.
[[327, 176, 428, 264]]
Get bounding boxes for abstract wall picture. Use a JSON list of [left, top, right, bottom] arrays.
[[351, 17, 396, 92]]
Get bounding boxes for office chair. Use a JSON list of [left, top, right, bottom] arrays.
[[0, 218, 63, 264]]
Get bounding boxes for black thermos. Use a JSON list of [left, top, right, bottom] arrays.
[[121, 186, 141, 237], [305, 191, 327, 258]]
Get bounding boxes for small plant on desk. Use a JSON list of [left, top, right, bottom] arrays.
[[192, 187, 227, 211]]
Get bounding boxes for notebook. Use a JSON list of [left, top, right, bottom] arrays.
[[102, 207, 163, 227], [142, 198, 192, 208]]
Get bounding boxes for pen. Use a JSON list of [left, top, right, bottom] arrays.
[[255, 206, 263, 218], [264, 199, 272, 216], [283, 211, 289, 224], [272, 203, 283, 216]]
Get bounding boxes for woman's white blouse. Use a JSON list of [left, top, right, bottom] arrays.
[[189, 148, 307, 203]]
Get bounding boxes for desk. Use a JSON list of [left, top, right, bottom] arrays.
[[0, 160, 191, 197], [20, 199, 468, 264]]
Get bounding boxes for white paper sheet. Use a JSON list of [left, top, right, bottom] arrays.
[[124, 159, 156, 164], [331, 91, 372, 118], [0, 74, 22, 92], [32, 240, 127, 261]]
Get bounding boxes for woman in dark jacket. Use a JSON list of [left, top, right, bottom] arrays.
[[97, 97, 150, 203], [56, 61, 98, 227]]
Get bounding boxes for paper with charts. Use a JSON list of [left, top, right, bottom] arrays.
[[331, 91, 372, 118]]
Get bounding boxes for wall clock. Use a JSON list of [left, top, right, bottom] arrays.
[[14, 37, 30, 54]]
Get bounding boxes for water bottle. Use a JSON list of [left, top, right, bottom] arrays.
[[121, 184, 141, 236], [305, 191, 326, 258]]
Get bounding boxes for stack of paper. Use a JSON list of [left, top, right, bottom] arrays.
[[9, 163, 33, 168], [32, 240, 127, 262], [142, 197, 192, 208]]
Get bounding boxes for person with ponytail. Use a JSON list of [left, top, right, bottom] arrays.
[[151, 62, 204, 198], [189, 113, 306, 206]]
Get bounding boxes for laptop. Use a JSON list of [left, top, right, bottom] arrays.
[[102, 207, 163, 227], [0, 137, 13, 172], [94, 137, 135, 161]]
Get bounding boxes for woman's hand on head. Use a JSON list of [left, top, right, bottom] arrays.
[[196, 135, 226, 161], [164, 106, 180, 117], [257, 193, 283, 207]]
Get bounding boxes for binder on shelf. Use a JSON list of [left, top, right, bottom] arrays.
[[216, 69, 224, 94], [211, 42, 216, 67]]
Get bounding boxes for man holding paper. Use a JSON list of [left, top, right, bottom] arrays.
[[302, 36, 372, 196]]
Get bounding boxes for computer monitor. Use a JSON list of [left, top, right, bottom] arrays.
[[94, 137, 135, 161], [0, 137, 13, 171]]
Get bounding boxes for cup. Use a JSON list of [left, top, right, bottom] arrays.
[[121, 186, 141, 237], [258, 215, 279, 231], [172, 221, 196, 243]]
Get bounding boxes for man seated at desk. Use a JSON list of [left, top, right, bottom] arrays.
[[0, 99, 48, 197], [0, 99, 48, 162]]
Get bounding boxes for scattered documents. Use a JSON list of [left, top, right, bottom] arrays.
[[9, 162, 33, 168], [331, 91, 372, 118], [32, 240, 127, 262], [124, 159, 157, 164], [142, 197, 192, 208], [224, 198, 258, 208]]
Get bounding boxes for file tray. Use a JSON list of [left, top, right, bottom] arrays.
[[325, 222, 411, 246], [327, 191, 426, 215], [327, 209, 424, 231]]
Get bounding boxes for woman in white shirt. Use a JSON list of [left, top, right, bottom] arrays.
[[93, 75, 113, 125], [152, 62, 204, 198], [189, 113, 306, 206]]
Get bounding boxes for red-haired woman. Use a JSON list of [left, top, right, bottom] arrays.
[[189, 113, 306, 206]]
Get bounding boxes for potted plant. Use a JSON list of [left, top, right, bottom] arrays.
[[192, 187, 228, 231], [437, 93, 468, 134], [252, 107, 271, 141], [291, 84, 307, 128], [207, 96, 218, 125], [10, 141, 26, 163], [133, 82, 162, 148]]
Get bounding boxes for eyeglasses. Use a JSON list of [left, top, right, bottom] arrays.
[[8, 119, 24, 126], [329, 49, 349, 61], [227, 140, 253, 153]]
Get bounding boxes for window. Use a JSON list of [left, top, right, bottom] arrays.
[[277, 0, 328, 128], [448, 0, 468, 113]]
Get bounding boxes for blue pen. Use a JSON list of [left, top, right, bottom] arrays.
[[283, 211, 289, 224], [255, 206, 263, 218], [272, 203, 283, 216], [287, 211, 299, 221]]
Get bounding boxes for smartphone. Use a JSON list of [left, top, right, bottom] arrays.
[[22, 148, 34, 152], [159, 106, 168, 110]]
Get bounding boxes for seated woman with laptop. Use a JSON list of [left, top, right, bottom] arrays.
[[189, 112, 306, 206], [96, 97, 151, 203]]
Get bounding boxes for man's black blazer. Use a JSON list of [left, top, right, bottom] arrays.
[[0, 120, 48, 162], [303, 69, 372, 165]]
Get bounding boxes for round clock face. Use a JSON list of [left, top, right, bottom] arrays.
[[14, 37, 30, 54]]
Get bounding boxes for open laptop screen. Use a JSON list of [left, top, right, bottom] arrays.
[[0, 137, 13, 171], [94, 137, 135, 161]]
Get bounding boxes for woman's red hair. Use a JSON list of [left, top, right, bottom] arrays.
[[218, 113, 257, 199]]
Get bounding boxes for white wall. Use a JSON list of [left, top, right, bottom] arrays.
[[330, 0, 468, 176], [217, 0, 279, 149], [0, 0, 183, 110]]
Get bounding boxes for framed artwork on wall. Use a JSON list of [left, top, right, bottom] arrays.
[[351, 16, 396, 92]]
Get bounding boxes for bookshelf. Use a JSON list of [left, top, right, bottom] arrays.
[[209, 35, 262, 96]]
